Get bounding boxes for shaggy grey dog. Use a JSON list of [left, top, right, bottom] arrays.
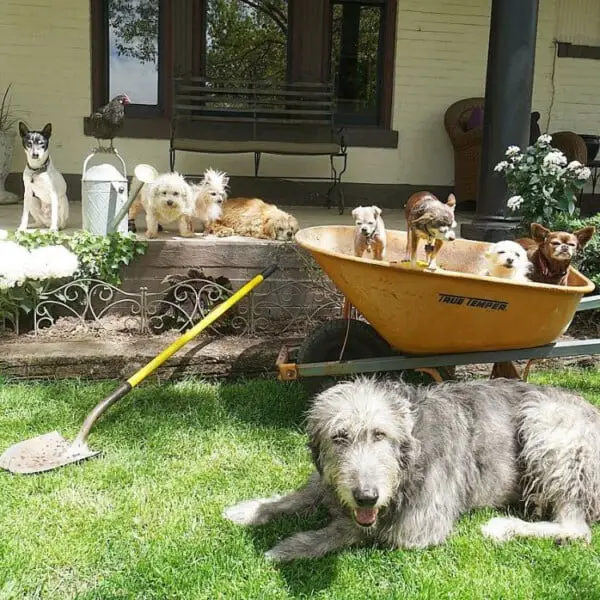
[[224, 377, 600, 562]]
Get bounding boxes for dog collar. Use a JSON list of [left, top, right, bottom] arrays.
[[27, 157, 50, 181], [536, 250, 568, 279]]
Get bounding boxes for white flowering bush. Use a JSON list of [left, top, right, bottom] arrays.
[[495, 134, 591, 232], [0, 241, 79, 330]]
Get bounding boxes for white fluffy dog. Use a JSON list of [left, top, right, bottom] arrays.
[[191, 168, 229, 231], [480, 240, 532, 282], [137, 172, 195, 239]]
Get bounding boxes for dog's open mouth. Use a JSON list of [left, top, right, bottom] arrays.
[[353, 507, 379, 527]]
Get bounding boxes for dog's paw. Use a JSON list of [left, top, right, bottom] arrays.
[[481, 517, 522, 542], [223, 500, 264, 526], [145, 230, 158, 239], [554, 524, 592, 546], [264, 548, 285, 562]]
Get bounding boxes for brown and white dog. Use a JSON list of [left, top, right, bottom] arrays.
[[516, 223, 595, 285], [405, 191, 457, 270], [352, 205, 386, 261]]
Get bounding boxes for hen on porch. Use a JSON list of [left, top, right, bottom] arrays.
[[88, 94, 131, 148]]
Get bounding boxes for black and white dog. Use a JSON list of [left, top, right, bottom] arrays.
[[18, 122, 68, 231]]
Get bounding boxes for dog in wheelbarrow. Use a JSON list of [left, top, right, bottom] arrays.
[[225, 377, 600, 561]]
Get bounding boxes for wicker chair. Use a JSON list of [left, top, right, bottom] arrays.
[[444, 97, 484, 203], [444, 98, 588, 204]]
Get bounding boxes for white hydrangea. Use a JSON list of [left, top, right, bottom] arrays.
[[26, 245, 79, 281], [494, 161, 509, 172], [0, 241, 30, 290], [567, 160, 583, 171], [507, 195, 524, 210], [0, 243, 79, 290], [505, 146, 520, 156], [537, 134, 552, 144], [543, 151, 567, 168], [577, 166, 591, 181]]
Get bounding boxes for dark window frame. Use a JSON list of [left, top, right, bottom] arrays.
[[86, 0, 398, 147]]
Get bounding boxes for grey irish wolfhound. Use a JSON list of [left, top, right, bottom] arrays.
[[224, 377, 600, 562]]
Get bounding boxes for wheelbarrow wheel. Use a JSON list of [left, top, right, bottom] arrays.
[[296, 319, 448, 398]]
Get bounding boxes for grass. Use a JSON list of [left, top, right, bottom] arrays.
[[0, 372, 600, 599]]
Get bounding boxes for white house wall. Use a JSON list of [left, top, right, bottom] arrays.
[[0, 0, 597, 188]]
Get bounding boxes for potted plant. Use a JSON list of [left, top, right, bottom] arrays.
[[494, 134, 591, 233], [0, 84, 19, 205]]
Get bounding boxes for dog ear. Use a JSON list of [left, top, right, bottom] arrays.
[[308, 439, 324, 476], [395, 435, 421, 471], [573, 226, 595, 249], [446, 193, 457, 209], [18, 121, 29, 138], [351, 207, 359, 218], [41, 123, 52, 139], [372, 206, 382, 218], [263, 215, 277, 239], [530, 223, 550, 242]]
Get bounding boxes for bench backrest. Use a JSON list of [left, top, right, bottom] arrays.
[[173, 78, 335, 126]]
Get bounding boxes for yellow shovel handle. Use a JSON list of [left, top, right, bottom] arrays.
[[127, 264, 278, 388]]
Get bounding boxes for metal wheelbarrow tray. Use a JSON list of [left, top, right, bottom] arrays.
[[280, 226, 600, 381]]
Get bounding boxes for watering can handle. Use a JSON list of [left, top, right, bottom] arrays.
[[82, 147, 127, 180]]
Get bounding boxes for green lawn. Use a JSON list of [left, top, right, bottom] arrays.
[[1, 372, 600, 600]]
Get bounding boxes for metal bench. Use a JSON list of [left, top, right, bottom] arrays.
[[170, 78, 348, 213]]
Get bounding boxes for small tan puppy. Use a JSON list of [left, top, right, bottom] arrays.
[[480, 240, 532, 282], [352, 205, 386, 260], [129, 171, 195, 239], [207, 197, 299, 241]]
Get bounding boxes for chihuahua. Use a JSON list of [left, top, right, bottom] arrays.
[[516, 223, 595, 285], [352, 205, 386, 260], [480, 240, 532, 282], [405, 191, 457, 270]]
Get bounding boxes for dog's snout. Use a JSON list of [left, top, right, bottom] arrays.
[[32, 152, 39, 159], [166, 199, 174, 207], [506, 257, 514, 265], [352, 487, 379, 507], [287, 231, 293, 238], [447, 231, 456, 241], [361, 226, 369, 233]]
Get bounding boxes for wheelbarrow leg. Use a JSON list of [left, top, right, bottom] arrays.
[[415, 366, 456, 383], [490, 361, 522, 380], [342, 297, 353, 319]]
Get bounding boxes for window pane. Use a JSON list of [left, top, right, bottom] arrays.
[[205, 0, 289, 81], [331, 1, 383, 125], [108, 0, 159, 105]]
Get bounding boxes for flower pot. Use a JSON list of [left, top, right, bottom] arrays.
[[0, 130, 18, 205]]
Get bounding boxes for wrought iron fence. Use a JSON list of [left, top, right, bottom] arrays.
[[28, 249, 343, 337]]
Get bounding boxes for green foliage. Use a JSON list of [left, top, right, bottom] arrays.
[[108, 0, 159, 64], [10, 230, 147, 286], [0, 82, 18, 132]]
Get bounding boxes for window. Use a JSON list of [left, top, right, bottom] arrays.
[[204, 0, 289, 81], [88, 0, 398, 144], [330, 0, 385, 126], [108, 0, 160, 106], [91, 0, 170, 118]]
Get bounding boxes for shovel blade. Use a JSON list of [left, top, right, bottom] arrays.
[[0, 431, 100, 474]]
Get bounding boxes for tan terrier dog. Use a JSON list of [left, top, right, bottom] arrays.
[[352, 205, 386, 260]]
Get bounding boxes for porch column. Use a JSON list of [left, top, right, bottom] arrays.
[[461, 0, 539, 242]]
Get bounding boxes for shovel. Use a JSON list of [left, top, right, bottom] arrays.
[[0, 264, 278, 474]]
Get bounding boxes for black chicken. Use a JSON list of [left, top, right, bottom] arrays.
[[88, 94, 131, 148]]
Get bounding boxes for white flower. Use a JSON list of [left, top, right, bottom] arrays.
[[0, 230, 7, 241], [543, 151, 567, 167], [26, 245, 79, 281], [0, 241, 30, 289], [507, 195, 524, 210], [576, 166, 591, 181], [494, 161, 509, 172], [537, 134, 552, 144], [505, 146, 520, 156], [567, 160, 583, 171]]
